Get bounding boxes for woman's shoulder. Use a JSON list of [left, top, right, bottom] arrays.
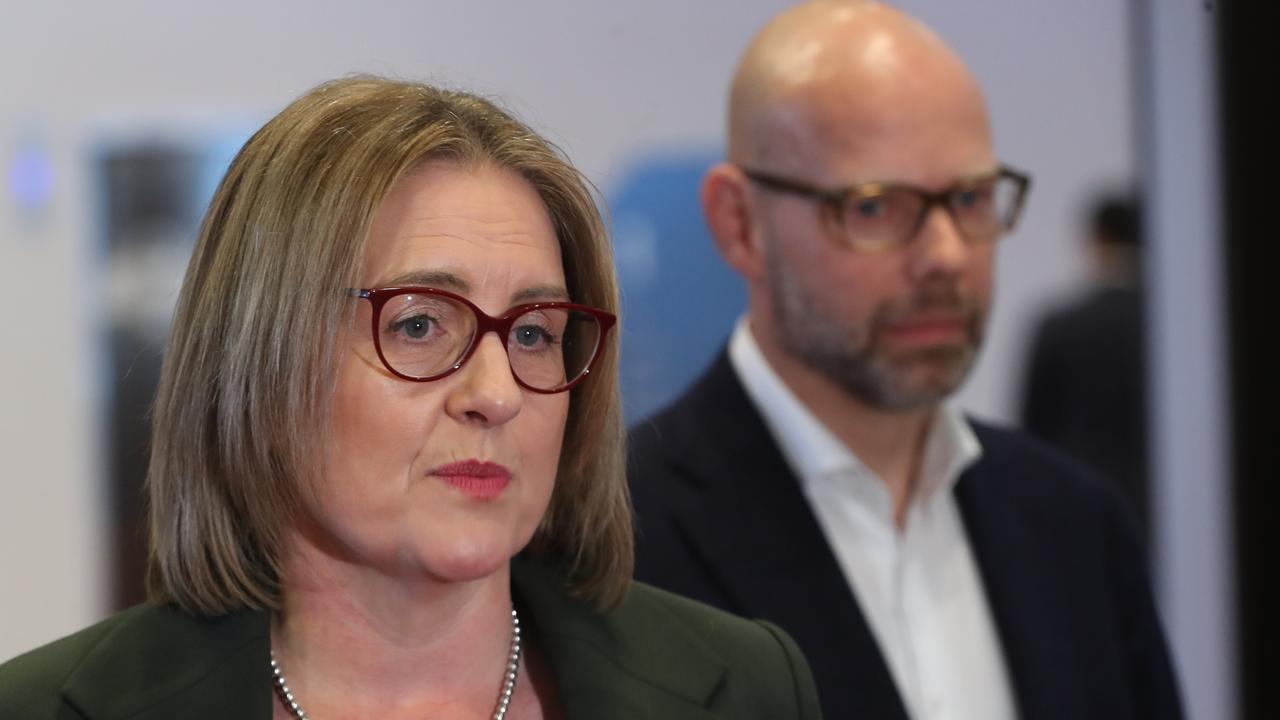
[[0, 604, 269, 719], [623, 580, 807, 664], [513, 556, 822, 718], [0, 607, 142, 716], [598, 580, 824, 718], [625, 581, 820, 702]]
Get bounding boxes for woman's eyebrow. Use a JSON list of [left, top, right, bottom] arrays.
[[374, 272, 568, 305], [377, 270, 470, 293], [511, 284, 571, 304]]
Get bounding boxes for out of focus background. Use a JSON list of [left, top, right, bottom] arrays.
[[0, 2, 1263, 718]]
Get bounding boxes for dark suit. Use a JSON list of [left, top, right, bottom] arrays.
[[630, 353, 1183, 720], [0, 555, 822, 720]]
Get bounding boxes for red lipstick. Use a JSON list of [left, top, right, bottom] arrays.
[[429, 460, 512, 500]]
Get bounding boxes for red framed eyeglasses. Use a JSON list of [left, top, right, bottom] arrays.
[[349, 286, 616, 394]]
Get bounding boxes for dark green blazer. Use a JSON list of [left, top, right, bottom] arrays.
[[0, 556, 822, 719]]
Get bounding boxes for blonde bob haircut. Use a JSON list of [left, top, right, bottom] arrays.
[[146, 76, 631, 615]]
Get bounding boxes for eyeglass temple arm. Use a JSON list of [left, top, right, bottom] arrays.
[[740, 169, 846, 204]]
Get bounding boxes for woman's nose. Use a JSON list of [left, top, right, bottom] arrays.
[[444, 333, 523, 428]]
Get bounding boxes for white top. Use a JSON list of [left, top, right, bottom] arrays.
[[729, 318, 1019, 720]]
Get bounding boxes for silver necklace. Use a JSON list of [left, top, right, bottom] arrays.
[[271, 607, 522, 720]]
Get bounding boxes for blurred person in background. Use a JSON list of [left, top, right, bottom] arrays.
[[628, 2, 1183, 719], [1020, 192, 1150, 542], [0, 76, 821, 720]]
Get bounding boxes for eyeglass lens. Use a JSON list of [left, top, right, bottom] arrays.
[[377, 292, 602, 391], [841, 174, 1021, 250]]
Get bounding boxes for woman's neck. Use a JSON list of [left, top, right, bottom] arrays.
[[270, 536, 521, 719]]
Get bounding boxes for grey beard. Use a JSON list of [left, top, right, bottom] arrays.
[[768, 258, 983, 411]]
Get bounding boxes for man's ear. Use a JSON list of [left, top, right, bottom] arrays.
[[701, 163, 767, 281]]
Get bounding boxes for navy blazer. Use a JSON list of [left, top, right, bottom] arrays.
[[629, 352, 1184, 720]]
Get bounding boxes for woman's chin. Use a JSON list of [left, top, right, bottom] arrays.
[[412, 541, 520, 586]]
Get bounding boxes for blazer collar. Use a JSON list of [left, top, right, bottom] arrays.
[[60, 605, 272, 720], [60, 565, 726, 720], [649, 352, 910, 720], [511, 555, 721, 720]]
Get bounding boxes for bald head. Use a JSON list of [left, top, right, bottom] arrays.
[[728, 1, 991, 177]]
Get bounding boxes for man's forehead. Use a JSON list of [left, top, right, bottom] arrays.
[[756, 77, 994, 187], [733, 2, 994, 186]]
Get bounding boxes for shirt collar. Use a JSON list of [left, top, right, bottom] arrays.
[[728, 317, 982, 502], [919, 399, 983, 499]]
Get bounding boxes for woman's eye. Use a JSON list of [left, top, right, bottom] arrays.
[[391, 314, 436, 340], [512, 324, 554, 349]]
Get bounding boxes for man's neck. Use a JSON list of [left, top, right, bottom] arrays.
[[753, 325, 937, 527]]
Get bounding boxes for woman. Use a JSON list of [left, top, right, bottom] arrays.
[[0, 77, 822, 719]]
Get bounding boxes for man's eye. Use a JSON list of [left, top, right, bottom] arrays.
[[954, 187, 992, 209], [852, 198, 887, 219]]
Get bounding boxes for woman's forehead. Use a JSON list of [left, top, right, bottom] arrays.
[[360, 163, 565, 301]]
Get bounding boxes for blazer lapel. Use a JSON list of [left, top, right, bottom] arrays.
[[512, 557, 720, 720], [659, 354, 910, 720], [956, 427, 1090, 720], [59, 607, 272, 720]]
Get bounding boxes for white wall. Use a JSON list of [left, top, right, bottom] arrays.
[[3, 4, 1214, 713]]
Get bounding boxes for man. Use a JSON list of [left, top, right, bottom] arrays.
[[1021, 193, 1150, 541], [628, 3, 1183, 719]]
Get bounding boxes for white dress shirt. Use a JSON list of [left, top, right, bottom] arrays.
[[729, 318, 1019, 720]]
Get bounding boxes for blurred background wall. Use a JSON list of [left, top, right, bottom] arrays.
[[0, 1, 1236, 717]]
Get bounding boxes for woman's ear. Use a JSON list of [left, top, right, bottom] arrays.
[[700, 163, 767, 282]]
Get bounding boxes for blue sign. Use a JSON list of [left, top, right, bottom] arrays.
[[608, 151, 745, 424]]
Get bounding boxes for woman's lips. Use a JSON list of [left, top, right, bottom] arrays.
[[428, 460, 512, 500]]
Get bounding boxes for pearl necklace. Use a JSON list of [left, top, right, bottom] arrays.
[[270, 607, 522, 720]]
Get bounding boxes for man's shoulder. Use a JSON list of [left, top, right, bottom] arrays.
[[628, 349, 775, 476], [0, 604, 268, 718], [630, 353, 742, 443], [627, 351, 796, 520], [964, 418, 1136, 522], [969, 418, 1084, 467], [969, 419, 1098, 483]]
